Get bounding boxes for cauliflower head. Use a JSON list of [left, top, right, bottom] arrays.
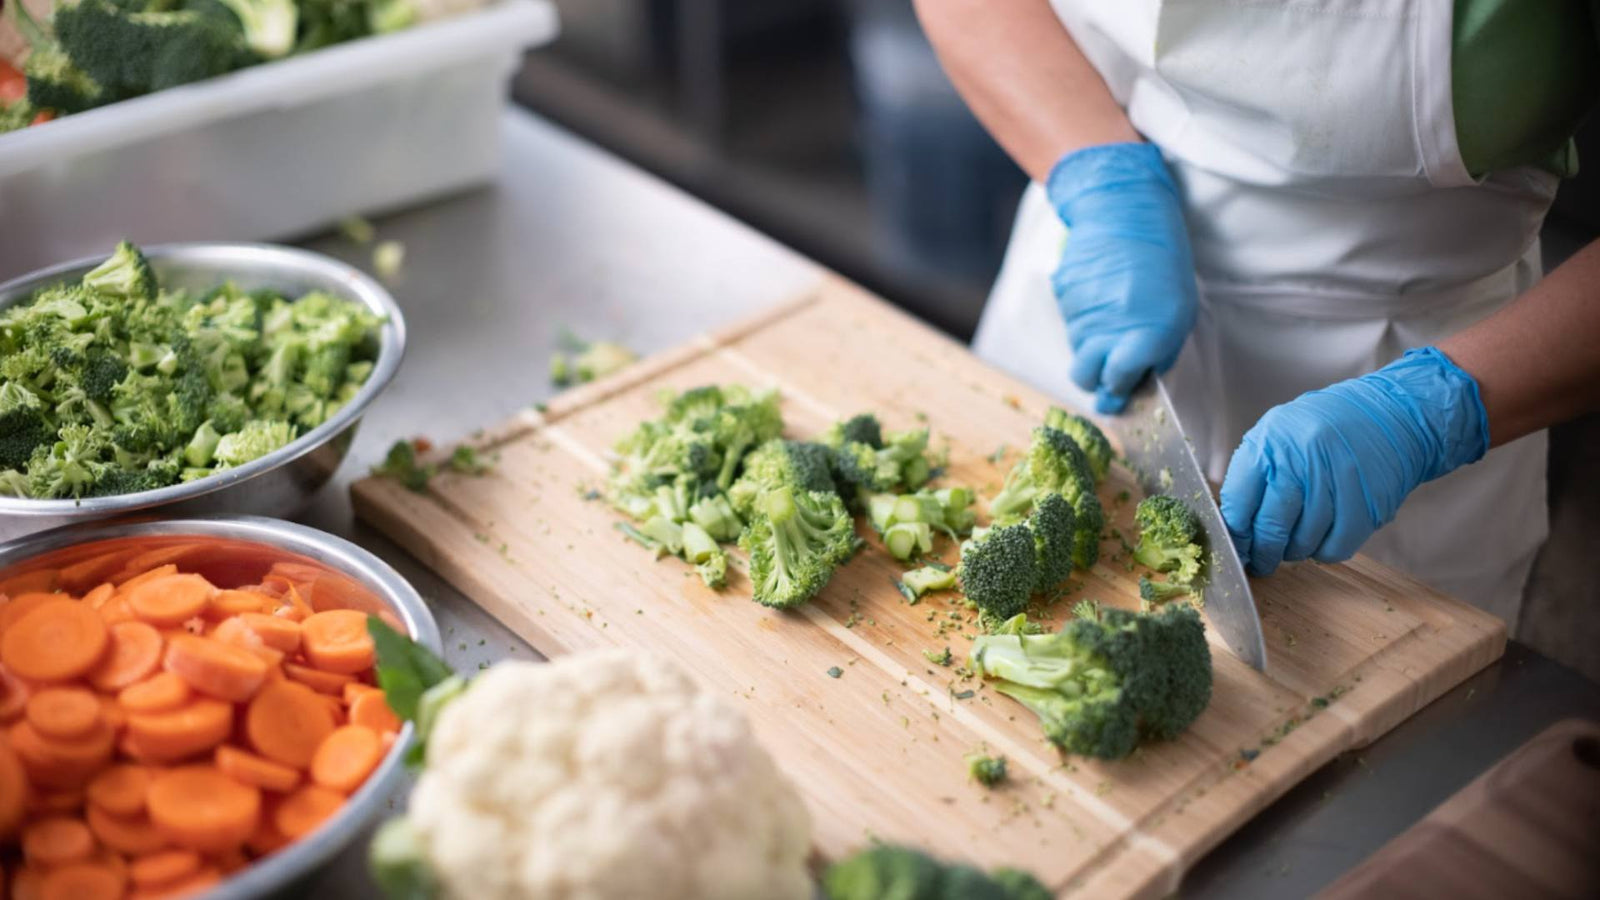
[[407, 651, 813, 900]]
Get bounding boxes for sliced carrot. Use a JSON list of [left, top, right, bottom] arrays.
[[125, 700, 232, 764], [21, 816, 94, 866], [113, 547, 203, 585], [1, 600, 109, 682], [237, 614, 302, 655], [81, 583, 114, 611], [38, 860, 124, 900], [299, 610, 375, 675], [282, 663, 353, 696], [207, 845, 248, 875], [0, 739, 27, 839], [215, 746, 298, 793], [244, 811, 289, 856], [118, 674, 192, 715], [13, 865, 44, 900], [126, 576, 214, 628], [26, 688, 102, 740], [347, 689, 402, 736], [85, 805, 168, 856], [89, 621, 164, 692], [128, 849, 200, 888], [206, 591, 265, 619], [272, 785, 343, 839], [57, 550, 130, 594], [96, 596, 136, 626], [97, 695, 126, 731], [9, 720, 115, 789], [0, 594, 65, 637], [127, 864, 218, 900], [246, 682, 336, 769], [0, 570, 57, 598], [341, 681, 375, 705], [163, 636, 267, 703], [87, 764, 154, 818], [146, 765, 260, 853], [309, 725, 382, 794], [26, 788, 84, 815], [112, 565, 178, 594], [0, 664, 31, 722]]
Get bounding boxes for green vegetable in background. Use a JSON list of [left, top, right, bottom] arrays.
[[0, 242, 382, 500], [823, 844, 1050, 900]]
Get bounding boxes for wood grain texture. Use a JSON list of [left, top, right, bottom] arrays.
[[351, 275, 1507, 898]]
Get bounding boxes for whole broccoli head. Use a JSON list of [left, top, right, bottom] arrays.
[[1133, 495, 1203, 586], [970, 603, 1212, 759], [1043, 407, 1113, 483], [957, 522, 1037, 622], [739, 486, 854, 609]]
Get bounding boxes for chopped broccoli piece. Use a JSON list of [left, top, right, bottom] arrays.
[[446, 445, 489, 475], [1027, 492, 1076, 594], [81, 241, 155, 303], [681, 521, 728, 589], [739, 486, 854, 609], [821, 412, 884, 450], [608, 385, 782, 519], [990, 425, 1103, 568], [213, 0, 297, 58], [966, 753, 1008, 787], [902, 566, 957, 599], [54, 0, 252, 100], [213, 419, 294, 467], [971, 603, 1213, 759], [1133, 495, 1204, 586], [24, 45, 104, 115], [990, 869, 1052, 900], [867, 487, 976, 541], [823, 844, 1047, 900], [728, 439, 835, 516], [1044, 407, 1113, 483], [183, 420, 222, 468], [831, 426, 933, 494], [922, 646, 953, 666], [957, 523, 1037, 621], [1139, 576, 1193, 607], [373, 241, 405, 281], [882, 521, 932, 560], [549, 331, 638, 388], [687, 493, 743, 542], [373, 440, 431, 492], [368, 817, 439, 900]]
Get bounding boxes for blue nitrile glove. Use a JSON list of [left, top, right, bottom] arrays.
[[1220, 348, 1490, 576], [1047, 142, 1198, 415]]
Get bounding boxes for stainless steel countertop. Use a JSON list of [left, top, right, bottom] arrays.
[[294, 109, 1600, 898]]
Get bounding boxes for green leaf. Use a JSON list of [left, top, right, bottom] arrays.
[[367, 615, 453, 722]]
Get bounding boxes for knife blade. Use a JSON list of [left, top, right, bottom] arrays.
[[1107, 376, 1267, 671]]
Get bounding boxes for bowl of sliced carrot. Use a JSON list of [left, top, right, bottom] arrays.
[[0, 515, 442, 899]]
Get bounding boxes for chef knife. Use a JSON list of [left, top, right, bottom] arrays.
[[1108, 376, 1267, 671]]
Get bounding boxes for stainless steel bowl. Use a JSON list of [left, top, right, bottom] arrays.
[[0, 243, 406, 541], [0, 515, 442, 899]]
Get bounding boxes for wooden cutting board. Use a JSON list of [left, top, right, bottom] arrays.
[[351, 275, 1507, 898]]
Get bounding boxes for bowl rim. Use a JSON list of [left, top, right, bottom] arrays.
[[0, 514, 442, 899], [0, 242, 406, 518]]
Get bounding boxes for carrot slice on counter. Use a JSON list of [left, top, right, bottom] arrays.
[[25, 688, 101, 741], [80, 583, 114, 611], [0, 664, 31, 722], [0, 739, 27, 839], [245, 682, 335, 769], [347, 690, 401, 737], [129, 849, 200, 888], [272, 785, 342, 839], [117, 674, 191, 715], [146, 766, 260, 853], [9, 720, 116, 789], [206, 591, 265, 619], [236, 614, 301, 655], [163, 636, 267, 703], [299, 610, 375, 675], [125, 700, 232, 764], [90, 621, 164, 692], [0, 593, 66, 637], [310, 725, 382, 794], [0, 570, 57, 598], [125, 576, 214, 628], [38, 860, 125, 900], [282, 663, 352, 696], [85, 805, 168, 856], [1, 600, 109, 682], [21, 816, 94, 866], [215, 746, 298, 793], [87, 765, 154, 818]]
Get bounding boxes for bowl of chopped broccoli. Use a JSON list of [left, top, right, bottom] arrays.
[[0, 241, 405, 539]]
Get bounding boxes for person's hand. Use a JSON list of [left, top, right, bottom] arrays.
[[1220, 348, 1489, 575], [1047, 142, 1198, 414]]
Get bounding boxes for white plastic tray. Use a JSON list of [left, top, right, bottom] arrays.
[[0, 0, 558, 278]]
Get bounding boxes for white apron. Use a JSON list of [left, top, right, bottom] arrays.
[[973, 0, 1558, 628]]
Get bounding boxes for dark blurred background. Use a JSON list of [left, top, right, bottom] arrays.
[[514, 0, 1599, 681]]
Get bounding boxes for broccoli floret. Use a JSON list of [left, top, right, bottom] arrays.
[[739, 486, 854, 609], [728, 439, 835, 515], [1027, 492, 1076, 594], [372, 439, 431, 491], [1139, 576, 1193, 607], [548, 331, 637, 388], [212, 0, 297, 58], [821, 413, 884, 450], [990, 425, 1104, 568], [1044, 407, 1113, 483], [183, 420, 222, 467], [366, 0, 418, 33], [970, 603, 1213, 759], [957, 523, 1037, 621], [25, 424, 109, 499], [80, 240, 156, 303], [24, 45, 105, 115], [213, 420, 294, 467], [687, 493, 742, 542], [1133, 495, 1204, 585], [966, 753, 1007, 787], [990, 869, 1052, 900], [868, 487, 976, 542], [831, 427, 932, 494], [295, 0, 372, 51], [682, 522, 728, 589], [823, 845, 1046, 900], [0, 384, 52, 471], [54, 0, 249, 101]]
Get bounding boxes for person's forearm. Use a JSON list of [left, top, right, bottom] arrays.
[[912, 0, 1138, 180], [1440, 239, 1600, 446]]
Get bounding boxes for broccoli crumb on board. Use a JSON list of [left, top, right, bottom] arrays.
[[826, 666, 844, 679], [966, 752, 1008, 788], [923, 647, 953, 667]]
